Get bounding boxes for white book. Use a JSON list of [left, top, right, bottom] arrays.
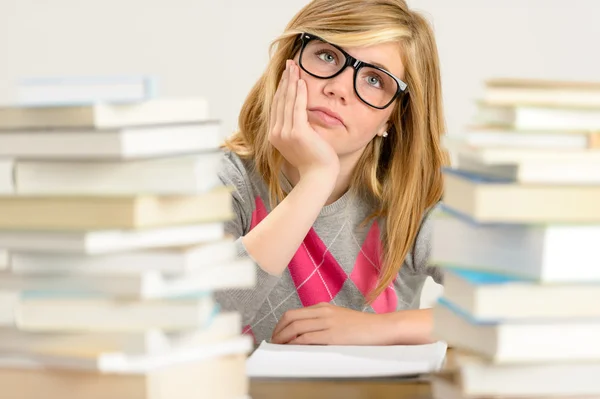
[[443, 268, 600, 321], [0, 122, 221, 160], [0, 249, 8, 269], [0, 97, 209, 130], [0, 223, 225, 254], [0, 312, 240, 356], [0, 335, 253, 374], [0, 258, 255, 299], [442, 169, 600, 223], [0, 159, 13, 194], [17, 75, 158, 106], [16, 296, 216, 332], [431, 212, 600, 283], [484, 78, 600, 108], [0, 291, 18, 325], [446, 138, 600, 164], [456, 152, 600, 185], [433, 301, 600, 364], [0, 311, 241, 356], [10, 238, 236, 275], [475, 102, 600, 130], [447, 129, 593, 150], [14, 152, 222, 195], [451, 352, 600, 397]]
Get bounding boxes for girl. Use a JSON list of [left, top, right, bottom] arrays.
[[216, 0, 447, 346]]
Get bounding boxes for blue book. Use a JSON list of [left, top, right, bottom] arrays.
[[445, 266, 530, 285], [438, 266, 600, 322], [442, 166, 513, 184]]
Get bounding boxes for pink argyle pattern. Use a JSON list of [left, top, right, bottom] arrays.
[[250, 196, 397, 313]]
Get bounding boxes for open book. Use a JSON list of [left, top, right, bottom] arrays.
[[247, 340, 447, 379]]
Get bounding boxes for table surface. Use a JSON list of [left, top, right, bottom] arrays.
[[250, 378, 433, 399]]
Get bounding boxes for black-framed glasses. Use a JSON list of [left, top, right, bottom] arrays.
[[298, 32, 407, 110]]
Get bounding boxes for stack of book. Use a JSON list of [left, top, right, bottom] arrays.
[[0, 95, 254, 399], [430, 78, 600, 399]]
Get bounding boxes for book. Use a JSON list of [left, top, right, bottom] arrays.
[[430, 374, 594, 399], [441, 267, 600, 320], [442, 168, 600, 223], [0, 291, 18, 325], [246, 340, 447, 379], [9, 238, 236, 275], [440, 350, 600, 398], [0, 248, 8, 268], [0, 188, 233, 230], [0, 258, 255, 300], [0, 223, 225, 254], [14, 296, 216, 332], [432, 299, 600, 364], [446, 128, 600, 150], [484, 77, 600, 108], [455, 152, 600, 184], [0, 312, 241, 356], [445, 138, 600, 163], [431, 211, 600, 282], [473, 102, 600, 131], [0, 122, 222, 160], [12, 152, 223, 195], [0, 159, 13, 194], [0, 335, 253, 373], [0, 352, 248, 399], [17, 75, 158, 107], [0, 98, 209, 130]]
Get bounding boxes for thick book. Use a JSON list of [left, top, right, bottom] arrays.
[[17, 75, 158, 107], [0, 188, 233, 230], [14, 296, 216, 332], [0, 258, 255, 300], [12, 152, 223, 195], [0, 122, 222, 160], [474, 101, 600, 131], [430, 374, 599, 399], [441, 267, 600, 320], [10, 238, 236, 275], [443, 168, 600, 223], [0, 291, 18, 325], [0, 312, 241, 356], [0, 159, 13, 194], [0, 98, 209, 130], [0, 223, 225, 254], [0, 335, 253, 373], [432, 299, 600, 364], [445, 138, 600, 164], [431, 211, 600, 282], [446, 127, 600, 150], [0, 352, 248, 399], [439, 350, 600, 398], [455, 152, 600, 185], [484, 77, 600, 108]]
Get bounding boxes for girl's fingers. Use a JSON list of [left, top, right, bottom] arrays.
[[281, 61, 299, 136], [272, 61, 290, 136]]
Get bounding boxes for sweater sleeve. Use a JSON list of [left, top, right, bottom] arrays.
[[213, 151, 283, 326], [410, 205, 444, 285]]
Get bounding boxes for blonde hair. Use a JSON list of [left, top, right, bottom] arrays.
[[224, 0, 448, 302]]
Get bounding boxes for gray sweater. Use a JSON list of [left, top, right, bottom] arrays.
[[214, 151, 442, 343]]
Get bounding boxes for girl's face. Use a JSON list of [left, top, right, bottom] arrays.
[[293, 40, 405, 158]]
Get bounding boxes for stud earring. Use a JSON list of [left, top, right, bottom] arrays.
[[382, 131, 388, 138]]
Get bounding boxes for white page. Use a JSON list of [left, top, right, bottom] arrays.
[[246, 340, 447, 379]]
